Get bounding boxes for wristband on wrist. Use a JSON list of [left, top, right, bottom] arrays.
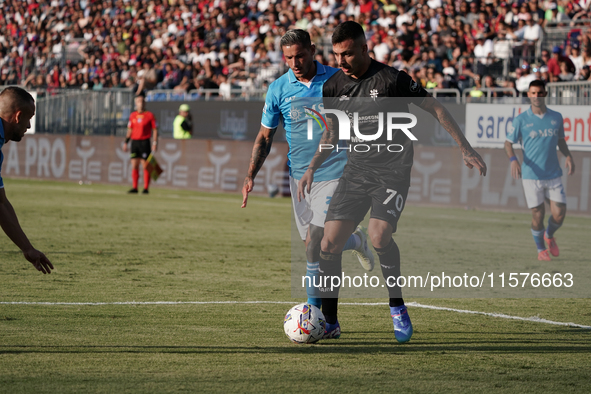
[[509, 156, 517, 162], [125, 137, 130, 144]]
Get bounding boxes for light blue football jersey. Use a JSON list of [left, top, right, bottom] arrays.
[[0, 120, 5, 188], [260, 61, 347, 181], [507, 107, 564, 180]]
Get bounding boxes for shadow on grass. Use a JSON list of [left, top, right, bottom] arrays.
[[2, 337, 590, 355], [0, 251, 116, 255]]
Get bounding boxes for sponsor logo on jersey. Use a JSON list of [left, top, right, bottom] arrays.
[[387, 209, 398, 217], [529, 128, 560, 139], [370, 89, 379, 99]]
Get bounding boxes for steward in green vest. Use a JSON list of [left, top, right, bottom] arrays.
[[173, 104, 193, 139]]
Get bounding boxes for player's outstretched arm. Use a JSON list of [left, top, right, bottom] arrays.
[[241, 125, 277, 208], [504, 140, 521, 179], [0, 188, 53, 274], [419, 96, 487, 176], [558, 138, 575, 175], [297, 117, 339, 202]]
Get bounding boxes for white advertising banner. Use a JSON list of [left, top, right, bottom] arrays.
[[4, 136, 590, 214], [465, 104, 591, 151]]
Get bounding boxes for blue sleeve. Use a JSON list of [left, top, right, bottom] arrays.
[[260, 83, 281, 129], [507, 117, 520, 143], [0, 151, 4, 188]]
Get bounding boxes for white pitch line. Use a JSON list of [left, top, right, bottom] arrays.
[[406, 302, 591, 329], [1, 300, 590, 329]]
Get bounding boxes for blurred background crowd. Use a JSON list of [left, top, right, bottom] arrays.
[[1, 0, 591, 98]]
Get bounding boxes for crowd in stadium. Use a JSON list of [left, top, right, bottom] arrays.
[[1, 0, 591, 97]]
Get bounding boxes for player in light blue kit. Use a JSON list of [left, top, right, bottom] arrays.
[[0, 86, 53, 274], [505, 80, 575, 261], [241, 30, 374, 317]]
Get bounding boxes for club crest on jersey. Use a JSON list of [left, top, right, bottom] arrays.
[[409, 80, 420, 93], [370, 89, 379, 99], [290, 107, 303, 121]]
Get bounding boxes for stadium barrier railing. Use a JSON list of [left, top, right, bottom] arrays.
[[27, 81, 591, 136], [146, 88, 267, 102], [462, 88, 520, 104], [35, 89, 136, 135], [544, 19, 591, 51], [426, 88, 461, 104], [547, 81, 591, 106]]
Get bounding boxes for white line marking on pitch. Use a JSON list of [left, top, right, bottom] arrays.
[[1, 301, 589, 329]]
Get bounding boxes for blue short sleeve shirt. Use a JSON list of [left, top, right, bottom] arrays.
[[507, 107, 564, 180]]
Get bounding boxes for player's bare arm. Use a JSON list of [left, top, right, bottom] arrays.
[[152, 127, 159, 152], [297, 117, 338, 201], [241, 125, 277, 208], [419, 95, 487, 176], [0, 188, 53, 274], [123, 127, 132, 152], [504, 140, 521, 179], [558, 138, 575, 175]]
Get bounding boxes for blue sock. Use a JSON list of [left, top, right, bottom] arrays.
[[546, 216, 562, 238], [343, 233, 360, 251], [305, 261, 322, 308], [531, 228, 546, 252]]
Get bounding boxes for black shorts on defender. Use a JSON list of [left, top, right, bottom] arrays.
[[325, 170, 409, 233], [130, 139, 151, 160]]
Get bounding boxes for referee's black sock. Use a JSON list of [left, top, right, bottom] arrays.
[[375, 238, 404, 307], [319, 250, 342, 324]]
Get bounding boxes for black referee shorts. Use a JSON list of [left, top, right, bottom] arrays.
[[130, 139, 151, 160]]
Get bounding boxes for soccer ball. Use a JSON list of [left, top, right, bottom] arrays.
[[283, 303, 326, 344]]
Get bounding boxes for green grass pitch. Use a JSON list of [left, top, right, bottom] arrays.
[[1, 179, 590, 393]]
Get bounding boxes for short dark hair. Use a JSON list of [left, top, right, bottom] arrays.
[[0, 86, 34, 106], [332, 21, 365, 45], [529, 79, 546, 90], [280, 29, 312, 49]]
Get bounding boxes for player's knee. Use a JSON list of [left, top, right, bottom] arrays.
[[320, 237, 340, 254], [531, 205, 544, 220], [306, 225, 324, 261], [369, 230, 390, 249], [554, 203, 567, 223]]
